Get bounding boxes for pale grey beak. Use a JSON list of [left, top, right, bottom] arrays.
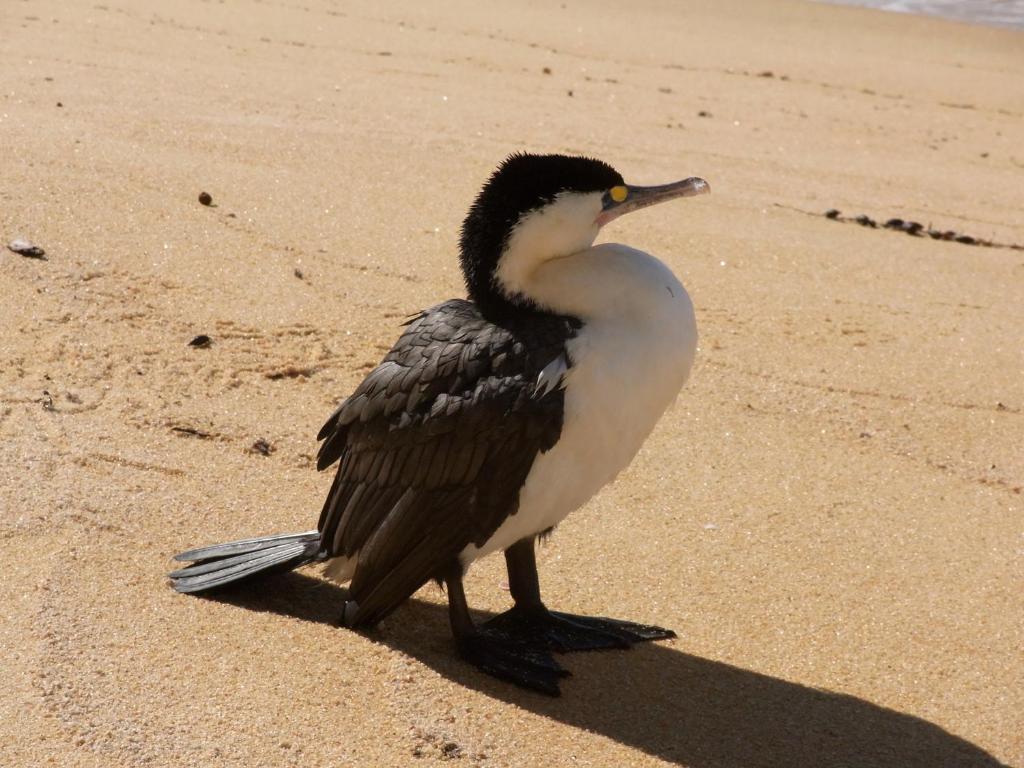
[[598, 177, 709, 226]]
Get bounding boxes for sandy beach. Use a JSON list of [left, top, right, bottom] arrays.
[[2, 0, 1022, 765]]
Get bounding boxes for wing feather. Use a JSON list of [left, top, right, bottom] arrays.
[[314, 299, 578, 626]]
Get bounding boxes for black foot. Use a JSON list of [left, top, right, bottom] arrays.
[[458, 632, 570, 696], [482, 606, 676, 653]]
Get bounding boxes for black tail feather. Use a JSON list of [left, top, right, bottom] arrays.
[[173, 530, 320, 562], [169, 531, 322, 593]]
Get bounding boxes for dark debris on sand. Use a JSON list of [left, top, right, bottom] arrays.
[[778, 206, 1023, 251], [171, 426, 213, 439], [8, 239, 47, 259], [251, 438, 275, 456]]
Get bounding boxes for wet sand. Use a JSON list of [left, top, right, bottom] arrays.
[[1, 0, 1021, 766]]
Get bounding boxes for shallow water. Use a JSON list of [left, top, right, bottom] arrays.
[[818, 0, 1024, 29]]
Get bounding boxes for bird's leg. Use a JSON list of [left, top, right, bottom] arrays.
[[444, 561, 568, 696], [481, 537, 677, 652]]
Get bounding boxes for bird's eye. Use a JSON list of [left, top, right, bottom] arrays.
[[609, 186, 628, 203]]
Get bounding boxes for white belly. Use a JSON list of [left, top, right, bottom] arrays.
[[461, 247, 697, 563]]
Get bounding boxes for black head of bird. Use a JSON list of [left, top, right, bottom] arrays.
[[459, 152, 709, 319]]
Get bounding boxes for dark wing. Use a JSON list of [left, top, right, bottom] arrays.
[[315, 299, 577, 627]]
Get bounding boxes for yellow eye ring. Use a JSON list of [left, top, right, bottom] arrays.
[[609, 185, 628, 203]]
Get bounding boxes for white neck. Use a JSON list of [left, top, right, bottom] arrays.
[[493, 191, 602, 313], [491, 191, 694, 325], [501, 242, 688, 322]]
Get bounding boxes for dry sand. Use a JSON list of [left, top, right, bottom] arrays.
[[1, 0, 1022, 766]]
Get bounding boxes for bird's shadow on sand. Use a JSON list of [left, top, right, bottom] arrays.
[[208, 573, 1006, 768]]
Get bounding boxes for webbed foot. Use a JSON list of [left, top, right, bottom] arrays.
[[482, 606, 675, 653]]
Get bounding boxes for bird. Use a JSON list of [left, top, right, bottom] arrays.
[[169, 152, 709, 695]]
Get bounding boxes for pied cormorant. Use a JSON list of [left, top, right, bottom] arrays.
[[170, 153, 710, 695]]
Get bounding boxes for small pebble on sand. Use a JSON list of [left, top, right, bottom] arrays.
[[8, 239, 46, 259]]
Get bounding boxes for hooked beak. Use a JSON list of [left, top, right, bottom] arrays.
[[597, 177, 710, 228]]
